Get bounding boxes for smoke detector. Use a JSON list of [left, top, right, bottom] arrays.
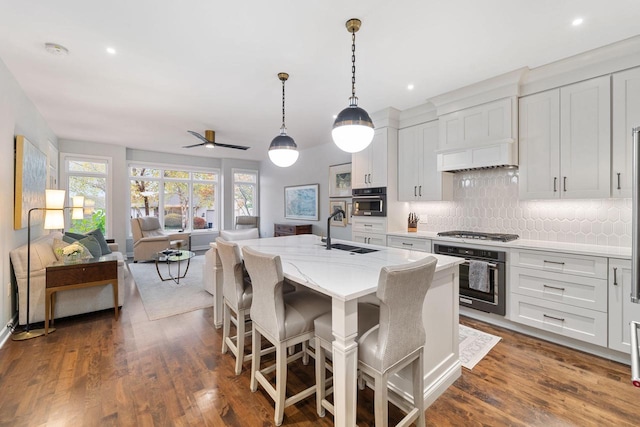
[[44, 43, 69, 56]]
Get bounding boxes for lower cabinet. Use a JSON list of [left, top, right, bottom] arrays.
[[608, 259, 640, 354], [386, 235, 431, 252], [352, 217, 387, 245], [510, 250, 608, 346]]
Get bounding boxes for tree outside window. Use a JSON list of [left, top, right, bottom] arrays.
[[65, 157, 110, 234], [233, 169, 258, 225]]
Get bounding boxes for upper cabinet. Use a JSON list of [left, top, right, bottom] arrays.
[[352, 128, 390, 189], [612, 67, 640, 198], [519, 75, 611, 200], [398, 120, 452, 201]]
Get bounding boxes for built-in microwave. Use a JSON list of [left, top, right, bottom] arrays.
[[352, 187, 386, 217]]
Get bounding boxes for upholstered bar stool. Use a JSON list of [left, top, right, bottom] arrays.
[[215, 237, 253, 375], [315, 256, 437, 427], [241, 246, 332, 426]]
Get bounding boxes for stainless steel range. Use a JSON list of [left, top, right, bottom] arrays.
[[434, 230, 519, 315]]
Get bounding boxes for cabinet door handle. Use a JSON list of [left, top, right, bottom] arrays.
[[543, 260, 565, 266], [553, 177, 557, 192], [614, 267, 618, 286], [617, 172, 621, 190], [543, 314, 565, 322], [563, 176, 567, 192], [364, 174, 368, 184], [419, 185, 422, 197], [368, 173, 371, 184], [543, 284, 565, 292], [364, 224, 372, 227], [402, 242, 413, 247], [414, 186, 417, 197]]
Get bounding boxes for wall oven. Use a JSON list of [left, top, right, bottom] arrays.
[[434, 243, 506, 315], [352, 187, 386, 217]]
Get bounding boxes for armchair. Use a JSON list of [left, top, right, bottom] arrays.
[[235, 215, 259, 230], [130, 217, 190, 262]]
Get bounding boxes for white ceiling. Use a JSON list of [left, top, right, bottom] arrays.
[[1, 1, 639, 162]]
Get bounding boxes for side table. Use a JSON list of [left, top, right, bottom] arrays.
[[45, 258, 119, 334]]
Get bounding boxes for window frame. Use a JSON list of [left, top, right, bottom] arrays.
[[232, 168, 259, 226]]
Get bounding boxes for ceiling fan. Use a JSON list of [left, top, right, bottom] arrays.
[[184, 130, 250, 150]]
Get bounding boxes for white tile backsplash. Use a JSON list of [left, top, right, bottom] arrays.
[[411, 168, 631, 247]]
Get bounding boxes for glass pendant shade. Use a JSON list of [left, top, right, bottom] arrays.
[[269, 132, 299, 168], [332, 103, 375, 153]]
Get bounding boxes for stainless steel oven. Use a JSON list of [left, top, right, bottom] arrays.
[[352, 187, 386, 217], [434, 243, 506, 315]]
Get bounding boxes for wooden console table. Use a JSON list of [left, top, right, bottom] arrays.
[[274, 223, 312, 237], [45, 257, 119, 334]]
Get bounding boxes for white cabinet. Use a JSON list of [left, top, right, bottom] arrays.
[[352, 217, 386, 245], [510, 250, 608, 346], [612, 67, 640, 198], [608, 259, 640, 354], [519, 75, 611, 200], [398, 120, 452, 201], [352, 128, 388, 188], [386, 235, 431, 252]]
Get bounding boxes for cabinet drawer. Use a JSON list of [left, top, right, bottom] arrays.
[[352, 218, 386, 234], [353, 232, 386, 246], [46, 261, 117, 288], [510, 267, 607, 312], [387, 236, 431, 252], [510, 293, 607, 346], [511, 250, 607, 279], [275, 224, 295, 234]]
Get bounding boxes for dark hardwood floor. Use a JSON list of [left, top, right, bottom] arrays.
[[0, 270, 638, 426]]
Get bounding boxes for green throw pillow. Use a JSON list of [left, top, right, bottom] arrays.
[[63, 232, 102, 258], [87, 228, 112, 255]]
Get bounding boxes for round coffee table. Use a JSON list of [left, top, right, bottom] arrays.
[[154, 249, 195, 284]]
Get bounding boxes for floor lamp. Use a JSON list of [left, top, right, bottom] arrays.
[[12, 189, 67, 341]]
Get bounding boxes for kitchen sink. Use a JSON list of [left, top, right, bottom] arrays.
[[323, 243, 379, 254]]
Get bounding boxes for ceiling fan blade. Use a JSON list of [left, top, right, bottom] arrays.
[[213, 142, 251, 150], [187, 130, 210, 144], [182, 142, 206, 148]]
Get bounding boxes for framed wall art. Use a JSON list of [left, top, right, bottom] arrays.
[[14, 135, 47, 230], [328, 163, 352, 198], [329, 200, 347, 227], [284, 184, 319, 220]]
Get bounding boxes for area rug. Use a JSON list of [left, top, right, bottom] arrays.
[[459, 325, 501, 370], [128, 255, 213, 321]]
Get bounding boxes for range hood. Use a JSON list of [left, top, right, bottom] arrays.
[[436, 138, 518, 172]]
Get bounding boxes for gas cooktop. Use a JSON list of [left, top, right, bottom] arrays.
[[436, 230, 520, 242]]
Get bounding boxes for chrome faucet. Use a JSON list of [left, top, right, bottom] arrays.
[[326, 208, 346, 250]]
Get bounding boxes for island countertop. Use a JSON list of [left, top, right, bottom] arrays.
[[235, 234, 463, 301]]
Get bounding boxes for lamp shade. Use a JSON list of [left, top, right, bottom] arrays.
[[268, 133, 299, 168], [332, 104, 375, 153], [72, 195, 85, 220], [44, 210, 64, 230], [45, 189, 66, 209]]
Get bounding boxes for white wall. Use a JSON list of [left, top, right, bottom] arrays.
[[260, 141, 352, 239], [0, 58, 58, 340]]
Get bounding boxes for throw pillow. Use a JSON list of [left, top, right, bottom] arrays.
[[86, 228, 112, 254], [52, 238, 92, 262], [62, 232, 102, 257]]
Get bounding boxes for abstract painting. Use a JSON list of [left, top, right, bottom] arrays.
[[14, 135, 47, 229]]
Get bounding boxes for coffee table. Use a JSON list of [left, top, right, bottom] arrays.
[[154, 249, 195, 284]]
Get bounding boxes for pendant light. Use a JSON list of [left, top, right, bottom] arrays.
[[332, 18, 374, 153], [268, 72, 299, 167]]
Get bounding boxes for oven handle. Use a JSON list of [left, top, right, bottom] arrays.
[[353, 195, 383, 199], [461, 259, 498, 269]]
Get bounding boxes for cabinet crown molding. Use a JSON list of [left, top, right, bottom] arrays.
[[429, 67, 528, 116], [398, 103, 437, 128], [370, 107, 401, 129]]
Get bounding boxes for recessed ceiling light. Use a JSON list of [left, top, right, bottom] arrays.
[[44, 43, 69, 56], [572, 17, 584, 26], [407, 84, 414, 90], [106, 47, 117, 55]]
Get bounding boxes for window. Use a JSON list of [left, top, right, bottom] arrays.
[[61, 154, 111, 235], [233, 169, 258, 225], [129, 164, 220, 232]]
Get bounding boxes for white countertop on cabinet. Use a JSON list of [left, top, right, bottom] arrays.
[[387, 230, 631, 259]]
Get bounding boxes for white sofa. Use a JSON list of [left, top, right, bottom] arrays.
[[204, 228, 259, 328], [10, 231, 127, 325]]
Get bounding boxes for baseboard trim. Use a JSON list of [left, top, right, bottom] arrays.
[[0, 314, 18, 349]]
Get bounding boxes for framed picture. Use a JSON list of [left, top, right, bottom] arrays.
[[346, 202, 353, 224], [285, 184, 319, 220], [328, 163, 352, 198], [329, 200, 347, 227], [14, 135, 47, 229]]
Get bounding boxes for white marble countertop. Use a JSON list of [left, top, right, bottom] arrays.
[[387, 230, 632, 259], [235, 234, 462, 301]]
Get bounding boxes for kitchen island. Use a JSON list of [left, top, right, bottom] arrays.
[[233, 234, 462, 427]]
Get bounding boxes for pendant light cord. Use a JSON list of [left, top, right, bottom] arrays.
[[351, 30, 357, 98]]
